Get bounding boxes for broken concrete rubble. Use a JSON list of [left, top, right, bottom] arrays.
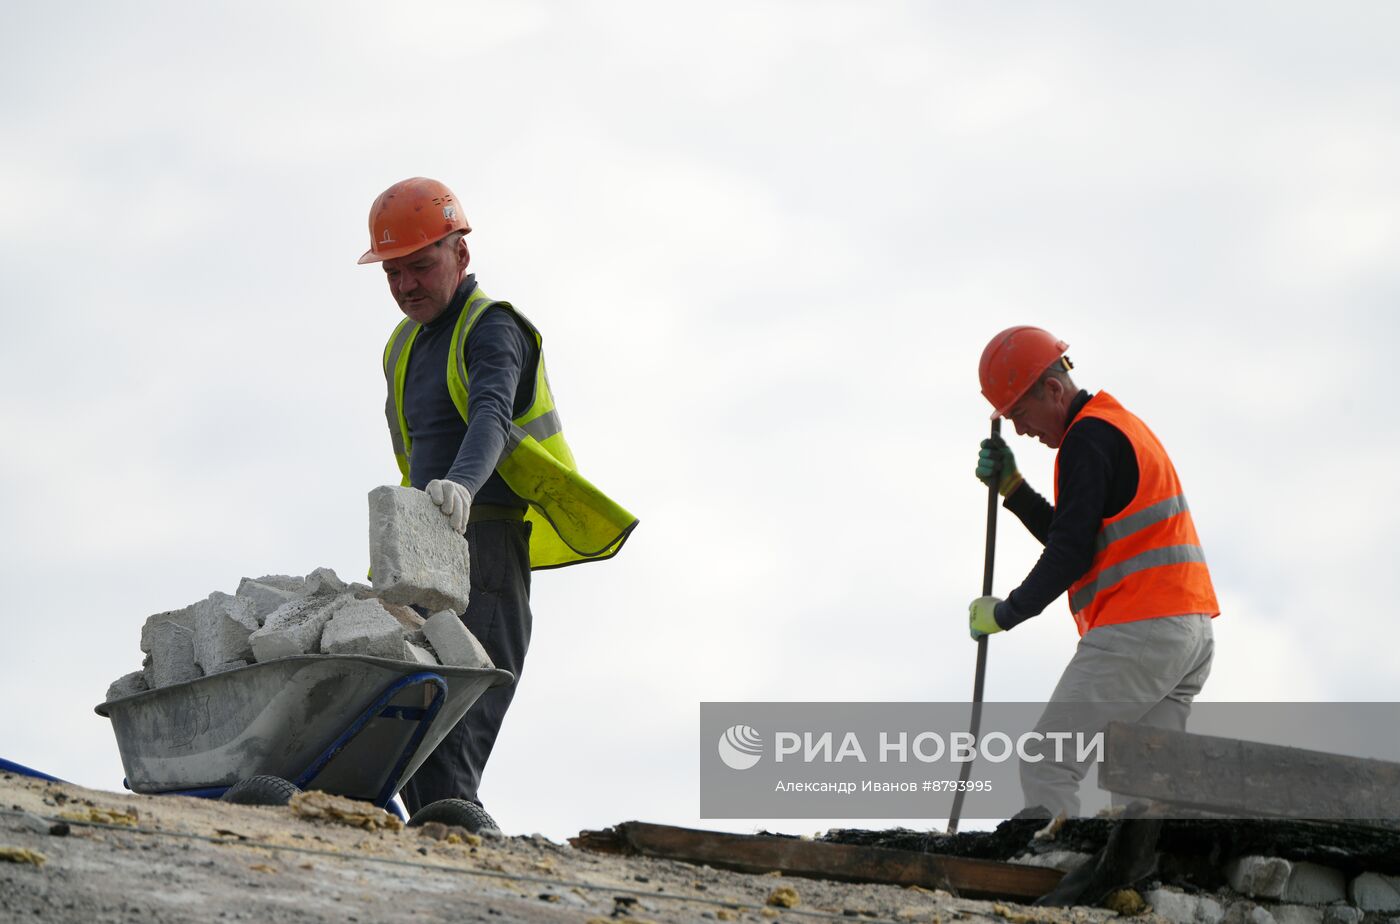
[[108, 487, 491, 697], [146, 620, 201, 687], [139, 605, 195, 654], [367, 485, 470, 613], [192, 592, 260, 674], [105, 671, 148, 702], [422, 610, 494, 669], [248, 593, 345, 662], [234, 577, 303, 621], [320, 597, 406, 660]]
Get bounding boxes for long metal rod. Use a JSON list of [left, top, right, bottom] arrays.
[[946, 418, 1000, 834]]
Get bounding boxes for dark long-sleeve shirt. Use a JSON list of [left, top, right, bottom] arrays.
[[995, 391, 1140, 630], [402, 275, 538, 509]]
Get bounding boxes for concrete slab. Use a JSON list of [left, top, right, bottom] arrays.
[[320, 597, 405, 660], [367, 485, 470, 613], [146, 621, 202, 688], [248, 594, 347, 662], [192, 592, 260, 674], [422, 610, 494, 669]]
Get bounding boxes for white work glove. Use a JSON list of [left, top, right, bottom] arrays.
[[425, 479, 472, 533]]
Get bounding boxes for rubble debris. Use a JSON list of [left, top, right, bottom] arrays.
[[146, 620, 201, 687], [321, 597, 407, 659], [107, 538, 501, 694], [192, 591, 260, 674], [234, 577, 302, 621], [304, 566, 347, 596], [105, 670, 148, 701], [288, 790, 403, 832], [248, 594, 345, 662], [422, 610, 494, 669], [368, 485, 471, 613], [139, 605, 195, 653]]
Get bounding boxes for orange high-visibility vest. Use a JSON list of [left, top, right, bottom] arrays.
[[1055, 392, 1219, 636]]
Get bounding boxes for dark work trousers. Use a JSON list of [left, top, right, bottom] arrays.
[[400, 518, 533, 816]]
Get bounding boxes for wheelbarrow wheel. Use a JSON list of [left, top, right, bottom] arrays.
[[407, 798, 500, 835], [221, 775, 301, 807]]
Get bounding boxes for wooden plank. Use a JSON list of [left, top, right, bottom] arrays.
[[1101, 722, 1400, 824], [571, 821, 1063, 901]]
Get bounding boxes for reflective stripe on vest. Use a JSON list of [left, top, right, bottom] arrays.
[[382, 286, 637, 570], [1056, 392, 1219, 635]]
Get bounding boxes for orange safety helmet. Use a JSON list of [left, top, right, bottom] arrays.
[[357, 177, 471, 265], [979, 326, 1070, 419]]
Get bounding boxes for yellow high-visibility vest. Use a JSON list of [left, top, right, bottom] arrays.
[[382, 286, 637, 570]]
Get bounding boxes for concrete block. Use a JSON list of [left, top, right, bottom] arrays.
[[320, 597, 405, 659], [1283, 864, 1347, 905], [1270, 905, 1324, 924], [147, 621, 202, 688], [105, 671, 148, 702], [140, 605, 196, 654], [236, 577, 303, 621], [305, 566, 347, 596], [1323, 905, 1363, 924], [249, 594, 346, 662], [1350, 873, 1400, 912], [208, 660, 248, 674], [422, 610, 494, 669], [193, 592, 260, 674], [405, 642, 438, 666], [367, 486, 470, 613], [1229, 857, 1293, 899], [1009, 850, 1094, 872], [1145, 889, 1226, 924]]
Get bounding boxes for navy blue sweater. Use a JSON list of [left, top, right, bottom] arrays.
[[402, 275, 537, 509], [996, 391, 1140, 629]]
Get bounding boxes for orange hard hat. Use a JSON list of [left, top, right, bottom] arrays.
[[357, 177, 471, 265], [979, 326, 1070, 419]]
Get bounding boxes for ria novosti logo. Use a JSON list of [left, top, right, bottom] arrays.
[[717, 725, 763, 770]]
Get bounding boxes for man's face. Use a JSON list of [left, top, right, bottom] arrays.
[[1006, 382, 1069, 448], [382, 237, 466, 325]]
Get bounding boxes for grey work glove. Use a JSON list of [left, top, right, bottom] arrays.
[[426, 479, 472, 533]]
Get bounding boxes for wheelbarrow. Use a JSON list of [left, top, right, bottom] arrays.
[[95, 654, 512, 816]]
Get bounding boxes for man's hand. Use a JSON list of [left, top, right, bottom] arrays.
[[426, 479, 472, 533], [968, 595, 1004, 640], [976, 436, 1024, 497]]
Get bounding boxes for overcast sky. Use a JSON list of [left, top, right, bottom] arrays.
[[2, 2, 1397, 840]]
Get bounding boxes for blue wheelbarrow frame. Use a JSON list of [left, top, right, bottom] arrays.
[[92, 655, 512, 817]]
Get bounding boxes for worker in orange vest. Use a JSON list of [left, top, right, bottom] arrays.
[[971, 326, 1219, 818]]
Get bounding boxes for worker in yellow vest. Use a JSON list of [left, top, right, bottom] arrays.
[[970, 326, 1217, 819], [359, 177, 637, 833]]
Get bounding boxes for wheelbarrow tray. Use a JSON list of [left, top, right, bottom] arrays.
[[96, 655, 512, 802]]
